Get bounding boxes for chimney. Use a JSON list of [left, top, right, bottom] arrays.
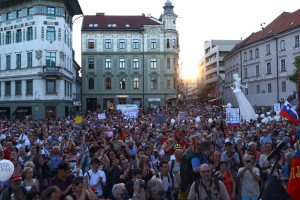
[[96, 12, 105, 16], [142, 13, 145, 17]]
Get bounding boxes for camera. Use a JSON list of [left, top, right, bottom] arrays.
[[134, 179, 145, 189]]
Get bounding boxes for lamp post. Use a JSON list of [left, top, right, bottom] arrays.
[[139, 27, 145, 109]]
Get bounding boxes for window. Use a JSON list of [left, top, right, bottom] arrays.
[[280, 40, 285, 51], [295, 35, 300, 47], [249, 50, 253, 60], [119, 39, 125, 49], [46, 27, 56, 41], [6, 13, 11, 20], [15, 81, 21, 95], [266, 63, 271, 74], [120, 79, 125, 89], [281, 59, 286, 71], [88, 58, 94, 69], [167, 39, 170, 48], [6, 55, 11, 69], [16, 54, 21, 69], [150, 39, 157, 49], [133, 78, 139, 89], [268, 84, 272, 93], [17, 10, 22, 18], [256, 85, 260, 94], [27, 7, 33, 15], [46, 80, 56, 94], [151, 78, 157, 89], [255, 48, 259, 58], [133, 59, 139, 69], [133, 39, 139, 49], [256, 65, 259, 75], [5, 82, 11, 95], [6, 31, 11, 44], [244, 68, 248, 78], [47, 7, 55, 15], [27, 52, 32, 67], [105, 58, 111, 69], [46, 52, 56, 68], [245, 88, 248, 95], [243, 52, 247, 61], [16, 29, 22, 43], [167, 58, 170, 69], [88, 78, 94, 90], [105, 78, 111, 89], [167, 79, 171, 89], [88, 39, 94, 49], [105, 39, 111, 49], [26, 80, 33, 95], [26, 27, 33, 41], [119, 59, 125, 69], [173, 39, 176, 49], [266, 44, 270, 55], [282, 82, 286, 92], [150, 59, 157, 69]]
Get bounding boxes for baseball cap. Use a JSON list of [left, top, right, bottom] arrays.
[[57, 163, 70, 171], [10, 172, 22, 182], [225, 138, 233, 145]]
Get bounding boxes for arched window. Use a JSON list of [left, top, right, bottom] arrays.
[[133, 78, 139, 89], [151, 78, 157, 89], [120, 78, 125, 89], [106, 78, 111, 89], [88, 78, 94, 90]]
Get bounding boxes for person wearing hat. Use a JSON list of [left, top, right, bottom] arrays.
[[1, 171, 27, 199], [221, 139, 240, 180], [48, 162, 75, 199], [191, 141, 211, 174]]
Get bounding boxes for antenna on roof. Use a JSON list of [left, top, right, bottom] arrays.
[[260, 22, 265, 30]]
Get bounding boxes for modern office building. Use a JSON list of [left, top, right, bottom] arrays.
[[0, 0, 82, 119], [81, 0, 179, 111], [200, 40, 240, 99], [224, 9, 300, 108]]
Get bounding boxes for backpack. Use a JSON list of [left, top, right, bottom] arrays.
[[8, 186, 27, 199], [180, 152, 204, 190], [194, 178, 220, 200]]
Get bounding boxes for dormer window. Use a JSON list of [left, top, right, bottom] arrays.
[[108, 24, 117, 27], [125, 24, 130, 27]]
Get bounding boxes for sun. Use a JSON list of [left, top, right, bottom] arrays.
[[181, 62, 199, 81]]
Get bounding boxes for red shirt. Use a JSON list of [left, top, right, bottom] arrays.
[[222, 170, 233, 196]]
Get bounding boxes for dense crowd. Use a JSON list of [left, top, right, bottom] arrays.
[[0, 100, 297, 200]]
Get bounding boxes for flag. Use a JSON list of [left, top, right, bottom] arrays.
[[279, 100, 299, 124]]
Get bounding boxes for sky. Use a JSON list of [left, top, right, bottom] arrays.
[[73, 0, 300, 79]]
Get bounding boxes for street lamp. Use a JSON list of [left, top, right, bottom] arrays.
[[139, 27, 145, 108]]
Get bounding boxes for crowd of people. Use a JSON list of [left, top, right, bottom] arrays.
[[0, 100, 297, 200]]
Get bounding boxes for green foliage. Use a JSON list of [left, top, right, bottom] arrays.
[[288, 56, 300, 84]]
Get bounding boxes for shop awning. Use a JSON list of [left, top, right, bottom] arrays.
[[13, 107, 32, 115]]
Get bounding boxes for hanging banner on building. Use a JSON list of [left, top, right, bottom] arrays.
[[226, 108, 240, 126]]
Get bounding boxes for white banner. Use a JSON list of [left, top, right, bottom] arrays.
[[98, 113, 106, 120], [274, 103, 281, 112], [122, 109, 139, 119], [226, 108, 240, 126]]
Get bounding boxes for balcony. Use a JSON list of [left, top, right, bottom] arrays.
[[39, 66, 64, 79]]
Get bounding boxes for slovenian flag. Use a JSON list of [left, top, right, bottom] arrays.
[[280, 100, 299, 124]]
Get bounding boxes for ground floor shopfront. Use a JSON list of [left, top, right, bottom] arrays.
[[84, 94, 178, 111], [0, 100, 76, 120]]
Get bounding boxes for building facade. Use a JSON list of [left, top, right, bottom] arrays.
[[0, 0, 82, 119], [224, 10, 300, 108], [81, 0, 179, 111], [200, 40, 240, 99]]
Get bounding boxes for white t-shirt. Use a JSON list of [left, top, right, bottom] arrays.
[[84, 169, 106, 196], [238, 167, 260, 198]]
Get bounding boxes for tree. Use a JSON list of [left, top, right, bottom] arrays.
[[288, 56, 300, 84]]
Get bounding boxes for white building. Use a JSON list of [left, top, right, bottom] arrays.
[[224, 9, 300, 108], [0, 0, 82, 119]]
